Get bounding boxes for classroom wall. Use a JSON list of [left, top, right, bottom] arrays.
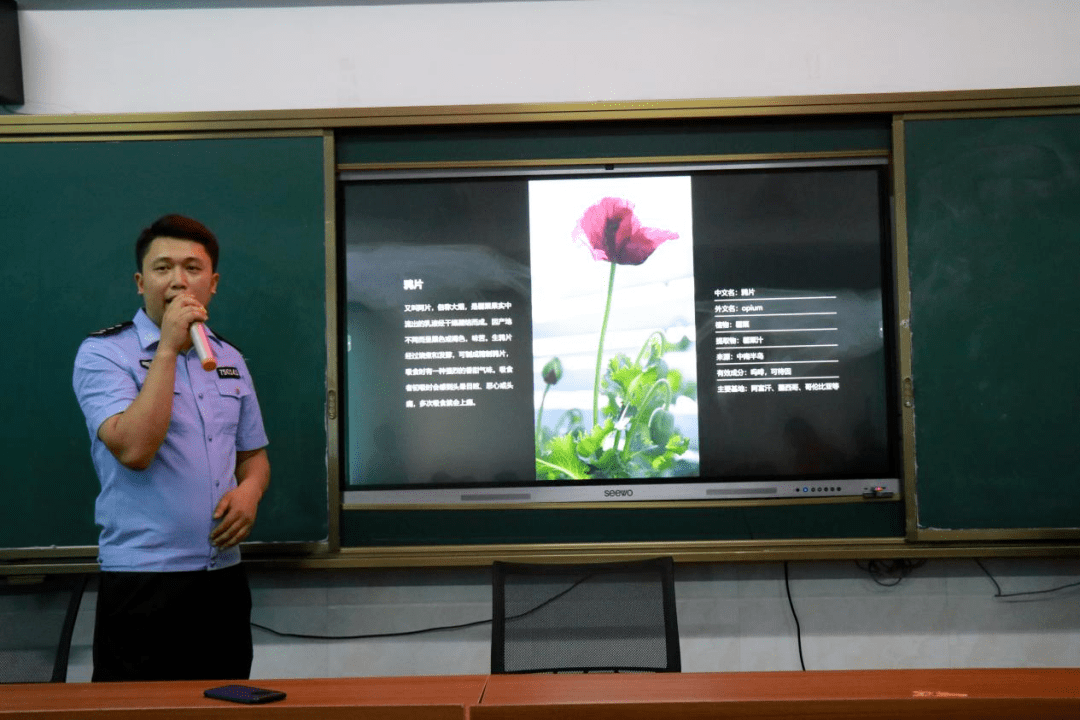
[[50, 558, 1080, 680], [6, 0, 1080, 679], [12, 0, 1080, 114]]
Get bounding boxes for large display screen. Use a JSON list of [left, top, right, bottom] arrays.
[[341, 160, 900, 506]]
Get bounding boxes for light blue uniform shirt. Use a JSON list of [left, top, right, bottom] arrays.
[[73, 308, 268, 572]]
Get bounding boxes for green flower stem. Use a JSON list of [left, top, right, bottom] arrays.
[[646, 378, 675, 412], [634, 331, 665, 367], [593, 261, 617, 426], [622, 379, 673, 460], [535, 384, 551, 447], [536, 457, 587, 481], [554, 410, 583, 436]]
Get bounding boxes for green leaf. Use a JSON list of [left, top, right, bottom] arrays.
[[666, 433, 690, 455], [601, 397, 620, 421], [651, 452, 675, 472], [666, 368, 683, 395], [595, 447, 622, 475], [577, 420, 615, 459], [610, 364, 639, 394], [627, 370, 660, 409], [539, 434, 590, 480]]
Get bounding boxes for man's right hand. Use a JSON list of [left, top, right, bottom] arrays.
[[158, 293, 209, 356]]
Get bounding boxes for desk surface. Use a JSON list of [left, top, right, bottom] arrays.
[[2, 669, 1079, 720], [0, 675, 487, 720], [475, 668, 1080, 720]]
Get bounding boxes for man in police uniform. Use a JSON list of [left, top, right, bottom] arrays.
[[73, 214, 270, 681]]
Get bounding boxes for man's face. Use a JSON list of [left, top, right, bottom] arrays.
[[136, 236, 219, 327]]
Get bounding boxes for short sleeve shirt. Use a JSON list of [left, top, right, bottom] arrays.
[[73, 308, 269, 572]]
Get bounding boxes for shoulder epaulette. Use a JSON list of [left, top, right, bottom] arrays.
[[87, 321, 134, 338], [211, 329, 242, 354]]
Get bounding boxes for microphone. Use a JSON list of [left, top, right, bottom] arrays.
[[190, 322, 217, 371]]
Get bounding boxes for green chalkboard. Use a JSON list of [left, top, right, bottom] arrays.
[[904, 113, 1080, 532], [0, 134, 328, 554]]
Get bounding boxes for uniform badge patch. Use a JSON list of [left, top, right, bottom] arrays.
[[217, 367, 241, 379]]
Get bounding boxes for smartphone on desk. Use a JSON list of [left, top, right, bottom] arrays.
[[204, 685, 287, 704]]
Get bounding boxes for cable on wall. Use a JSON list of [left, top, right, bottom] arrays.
[[250, 572, 594, 641], [975, 559, 1080, 600], [251, 616, 489, 642], [783, 561, 806, 671], [783, 559, 926, 673], [855, 559, 927, 587]]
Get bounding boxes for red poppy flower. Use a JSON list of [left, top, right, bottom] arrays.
[[572, 197, 678, 266]]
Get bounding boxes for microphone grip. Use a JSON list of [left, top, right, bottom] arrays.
[[190, 322, 217, 371]]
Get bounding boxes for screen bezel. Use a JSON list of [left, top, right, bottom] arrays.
[[338, 154, 903, 510]]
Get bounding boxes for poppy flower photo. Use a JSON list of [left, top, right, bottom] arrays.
[[528, 176, 700, 481], [572, 197, 680, 266]]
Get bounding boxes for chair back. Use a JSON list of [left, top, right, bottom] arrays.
[[491, 557, 680, 673], [0, 573, 87, 683]]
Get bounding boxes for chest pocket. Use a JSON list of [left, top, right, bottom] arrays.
[[213, 376, 251, 436]]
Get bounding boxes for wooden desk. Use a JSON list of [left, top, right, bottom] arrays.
[[0, 675, 487, 720], [3, 670, 1078, 719], [474, 668, 1080, 720]]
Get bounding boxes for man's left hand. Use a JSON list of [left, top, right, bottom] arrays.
[[210, 482, 262, 549]]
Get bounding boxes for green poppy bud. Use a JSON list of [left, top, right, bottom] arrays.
[[649, 408, 676, 446], [542, 357, 563, 386]]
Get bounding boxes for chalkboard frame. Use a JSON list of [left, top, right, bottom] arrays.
[[332, 116, 909, 556]]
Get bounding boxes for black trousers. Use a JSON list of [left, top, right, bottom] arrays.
[[92, 564, 253, 682]]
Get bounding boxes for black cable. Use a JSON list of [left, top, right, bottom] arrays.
[[975, 559, 1080, 600], [855, 559, 927, 587], [783, 561, 805, 671], [251, 616, 490, 641], [250, 572, 595, 641]]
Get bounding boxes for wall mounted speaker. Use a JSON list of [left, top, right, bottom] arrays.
[[0, 0, 24, 106]]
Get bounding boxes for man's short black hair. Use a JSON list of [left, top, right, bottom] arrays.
[[135, 214, 220, 272]]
